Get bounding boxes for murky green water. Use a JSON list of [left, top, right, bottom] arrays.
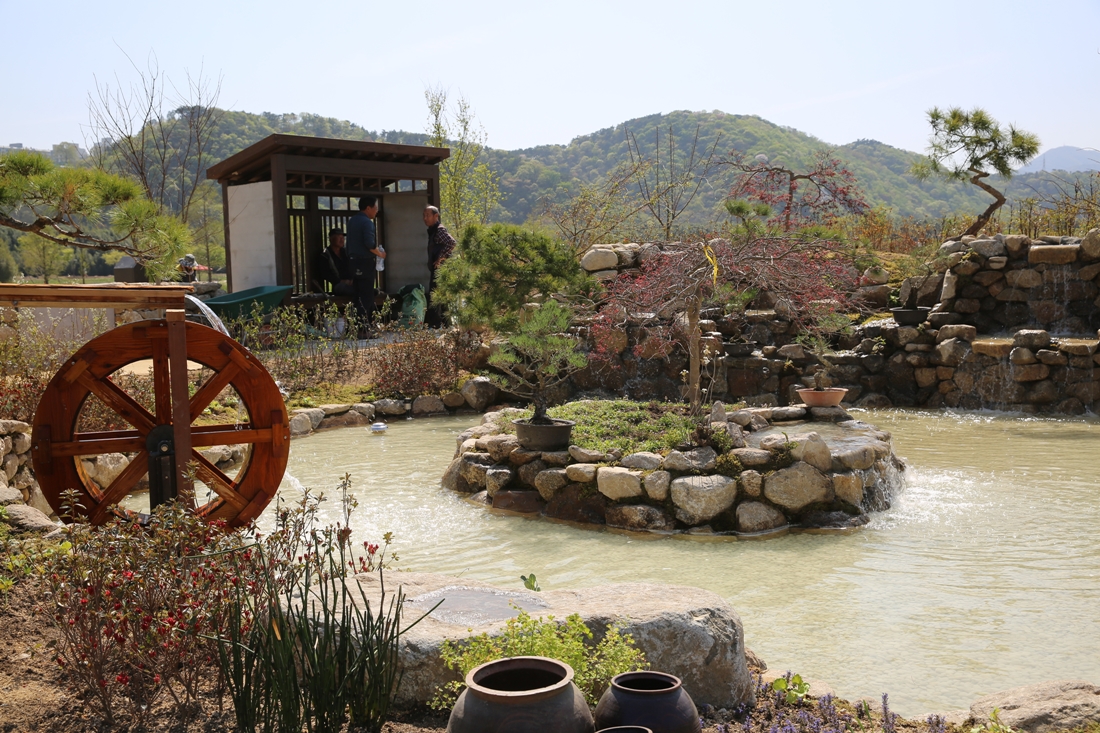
[[266, 410, 1100, 717]]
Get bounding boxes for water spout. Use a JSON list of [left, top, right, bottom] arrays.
[[185, 294, 230, 336]]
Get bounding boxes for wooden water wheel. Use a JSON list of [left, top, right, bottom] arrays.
[[24, 298, 289, 528]]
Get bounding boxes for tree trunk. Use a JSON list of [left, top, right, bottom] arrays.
[[961, 170, 1006, 237], [687, 294, 702, 414]]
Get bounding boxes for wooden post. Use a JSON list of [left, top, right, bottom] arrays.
[[165, 310, 194, 501]]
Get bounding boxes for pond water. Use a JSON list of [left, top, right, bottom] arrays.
[[266, 410, 1100, 717]]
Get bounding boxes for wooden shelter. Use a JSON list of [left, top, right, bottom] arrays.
[[206, 134, 449, 296]]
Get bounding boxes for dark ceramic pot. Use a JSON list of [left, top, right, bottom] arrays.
[[593, 671, 700, 733], [513, 418, 576, 451], [890, 306, 931, 326], [597, 728, 655, 733], [446, 656, 594, 733]]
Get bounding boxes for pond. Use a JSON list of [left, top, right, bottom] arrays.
[[265, 410, 1100, 717]]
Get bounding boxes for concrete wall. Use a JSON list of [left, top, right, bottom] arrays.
[[382, 194, 430, 293], [226, 181, 276, 292]]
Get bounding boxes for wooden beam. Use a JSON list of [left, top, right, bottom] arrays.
[[283, 155, 439, 180], [166, 310, 193, 501], [0, 283, 192, 310], [271, 154, 291, 287]]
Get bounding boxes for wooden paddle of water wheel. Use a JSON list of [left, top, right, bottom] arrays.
[[0, 284, 290, 527]]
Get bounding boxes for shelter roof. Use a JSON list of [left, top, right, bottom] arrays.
[[206, 134, 449, 185]]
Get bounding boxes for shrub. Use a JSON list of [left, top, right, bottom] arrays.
[[365, 324, 478, 398], [545, 400, 697, 454], [431, 608, 648, 710]]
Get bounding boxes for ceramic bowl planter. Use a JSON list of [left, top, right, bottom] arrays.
[[889, 306, 930, 326], [796, 388, 847, 407], [593, 671, 700, 733], [597, 728, 655, 733], [446, 656, 594, 733], [513, 418, 576, 451]]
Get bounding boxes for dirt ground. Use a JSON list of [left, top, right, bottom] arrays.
[[0, 574, 948, 733]]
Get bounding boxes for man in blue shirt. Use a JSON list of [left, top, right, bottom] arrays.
[[345, 196, 385, 334]]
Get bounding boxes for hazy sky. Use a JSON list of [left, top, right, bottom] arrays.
[[2, 0, 1098, 156]]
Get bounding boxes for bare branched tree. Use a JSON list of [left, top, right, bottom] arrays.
[[627, 124, 722, 240], [87, 50, 223, 224], [540, 158, 653, 254]]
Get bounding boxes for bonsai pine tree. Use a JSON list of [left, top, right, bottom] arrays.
[[488, 299, 587, 424], [433, 223, 589, 332], [911, 107, 1040, 238]]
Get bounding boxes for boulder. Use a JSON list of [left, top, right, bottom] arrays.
[[809, 406, 851, 422], [11, 432, 30, 454], [768, 406, 807, 421], [670, 474, 737, 525], [540, 450, 572, 467], [373, 399, 406, 416], [1014, 330, 1052, 350], [441, 391, 466, 409], [1013, 364, 1050, 382], [484, 434, 521, 463], [93, 451, 132, 484], [597, 467, 644, 500], [534, 468, 570, 501], [491, 491, 544, 513], [460, 377, 500, 412], [606, 505, 676, 532], [1028, 244, 1080, 265], [484, 466, 514, 497], [3, 454, 18, 482], [580, 247, 620, 272], [412, 395, 447, 416], [1010, 347, 1038, 365], [458, 454, 492, 487], [970, 238, 1007, 258], [764, 462, 832, 512], [735, 502, 788, 533], [728, 410, 753, 427], [644, 470, 671, 501], [937, 324, 977, 342], [1004, 234, 1030, 256], [739, 470, 763, 497], [378, 571, 755, 708], [933, 338, 971, 367], [621, 451, 663, 470], [709, 402, 727, 423], [565, 463, 599, 483], [440, 457, 466, 491], [1082, 228, 1100, 260], [2, 504, 58, 533], [662, 447, 718, 472], [832, 472, 864, 506], [833, 445, 876, 471], [569, 445, 608, 463], [969, 680, 1100, 733], [0, 482, 23, 505], [788, 432, 832, 473], [1006, 269, 1044, 289], [731, 448, 771, 468], [317, 403, 350, 416], [517, 459, 548, 487], [544, 483, 607, 524]]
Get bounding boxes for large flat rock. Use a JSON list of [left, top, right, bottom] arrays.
[[970, 680, 1100, 733], [351, 571, 754, 709]]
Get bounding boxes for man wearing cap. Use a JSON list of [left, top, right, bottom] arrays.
[[316, 227, 354, 296], [346, 196, 385, 332], [423, 205, 456, 327]]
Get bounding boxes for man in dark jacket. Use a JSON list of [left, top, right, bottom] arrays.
[[315, 227, 354, 295], [423, 205, 456, 327], [346, 196, 385, 333]]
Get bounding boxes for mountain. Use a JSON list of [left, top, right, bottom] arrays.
[[1018, 146, 1100, 174]]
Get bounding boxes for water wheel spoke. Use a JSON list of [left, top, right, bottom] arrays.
[[52, 429, 145, 457], [89, 454, 151, 523], [77, 372, 156, 433], [189, 360, 243, 423], [191, 424, 270, 448], [189, 450, 249, 512], [152, 340, 172, 423]]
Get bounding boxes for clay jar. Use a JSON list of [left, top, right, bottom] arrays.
[[446, 656, 594, 733], [593, 671, 701, 733]]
